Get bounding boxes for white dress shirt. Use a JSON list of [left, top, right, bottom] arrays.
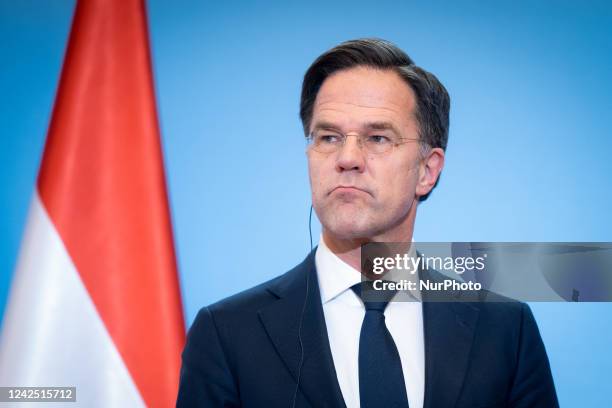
[[315, 237, 425, 408]]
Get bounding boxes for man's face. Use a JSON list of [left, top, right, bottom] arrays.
[[307, 66, 425, 241]]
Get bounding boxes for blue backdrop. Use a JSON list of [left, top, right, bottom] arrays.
[[1, 0, 611, 406]]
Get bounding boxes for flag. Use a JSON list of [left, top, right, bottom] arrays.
[[0, 0, 186, 406]]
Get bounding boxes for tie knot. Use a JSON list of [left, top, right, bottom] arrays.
[[351, 281, 396, 312]]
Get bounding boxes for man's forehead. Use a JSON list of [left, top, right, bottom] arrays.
[[316, 67, 414, 101], [312, 67, 416, 128]]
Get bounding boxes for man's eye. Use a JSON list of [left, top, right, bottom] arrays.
[[367, 135, 392, 144], [318, 134, 341, 144]]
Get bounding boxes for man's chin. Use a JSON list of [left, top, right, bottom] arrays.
[[323, 219, 375, 241], [316, 204, 378, 239]]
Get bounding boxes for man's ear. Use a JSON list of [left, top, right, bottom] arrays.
[[415, 148, 445, 198]]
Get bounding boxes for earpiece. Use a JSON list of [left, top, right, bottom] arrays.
[[290, 205, 313, 407]]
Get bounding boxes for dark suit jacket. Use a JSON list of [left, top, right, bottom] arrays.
[[177, 249, 559, 407]]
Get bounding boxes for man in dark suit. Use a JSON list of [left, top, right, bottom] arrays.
[[177, 38, 559, 407]]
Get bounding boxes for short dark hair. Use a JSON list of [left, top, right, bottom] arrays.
[[300, 38, 450, 201]]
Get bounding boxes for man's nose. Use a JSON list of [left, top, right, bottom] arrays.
[[335, 134, 365, 172]]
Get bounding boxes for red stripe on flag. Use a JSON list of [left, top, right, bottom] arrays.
[[37, 0, 185, 406]]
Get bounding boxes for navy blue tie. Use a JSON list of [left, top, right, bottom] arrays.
[[352, 282, 409, 408]]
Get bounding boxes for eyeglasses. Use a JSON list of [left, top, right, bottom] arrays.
[[306, 129, 422, 154]]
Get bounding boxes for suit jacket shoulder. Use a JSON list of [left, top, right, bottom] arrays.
[[178, 250, 559, 408]]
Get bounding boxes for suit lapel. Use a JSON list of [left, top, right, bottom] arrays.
[[257, 252, 480, 408], [258, 250, 346, 408], [421, 269, 480, 408]]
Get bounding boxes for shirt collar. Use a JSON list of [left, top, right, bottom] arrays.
[[315, 236, 362, 304], [315, 235, 419, 304]]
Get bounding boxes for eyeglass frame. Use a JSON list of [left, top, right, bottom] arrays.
[[305, 128, 427, 155]]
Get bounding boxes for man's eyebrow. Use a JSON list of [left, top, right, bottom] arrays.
[[311, 121, 399, 133], [311, 121, 340, 132], [363, 121, 399, 133]]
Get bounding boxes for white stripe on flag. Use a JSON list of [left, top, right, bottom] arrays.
[[0, 191, 145, 407]]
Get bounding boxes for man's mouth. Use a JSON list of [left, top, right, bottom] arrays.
[[329, 185, 372, 197]]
